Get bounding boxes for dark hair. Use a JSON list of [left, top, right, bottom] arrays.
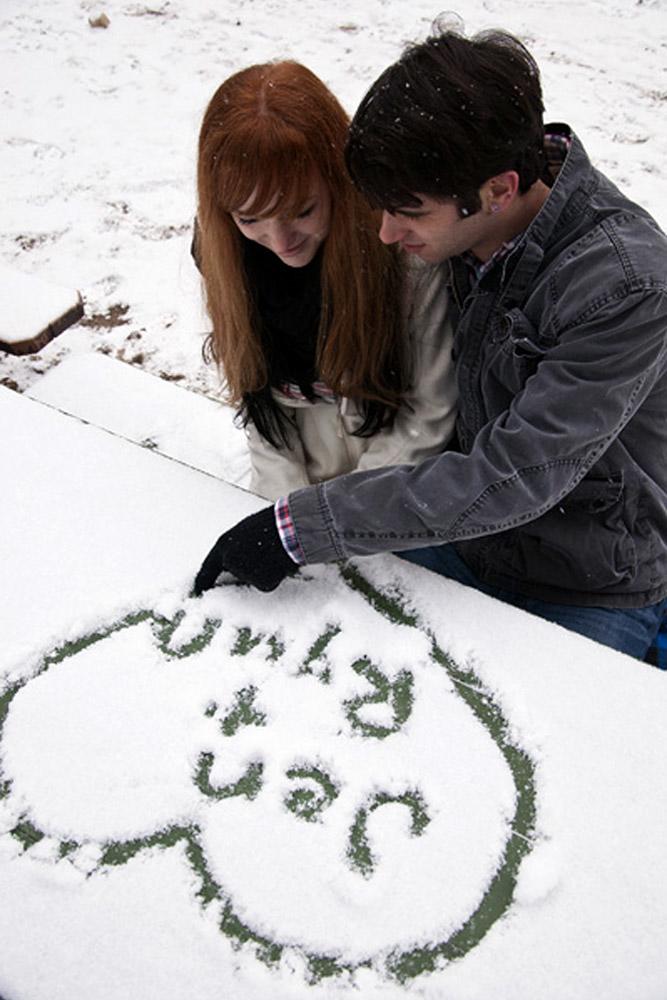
[[345, 27, 545, 213]]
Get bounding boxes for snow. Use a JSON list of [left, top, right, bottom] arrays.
[[0, 264, 81, 346], [0, 386, 261, 671], [2, 2, 667, 998], [27, 351, 251, 484], [2, 386, 667, 999], [1, 0, 666, 394]]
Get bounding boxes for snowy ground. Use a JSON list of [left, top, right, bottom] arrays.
[[1, 0, 666, 402], [2, 2, 667, 998]]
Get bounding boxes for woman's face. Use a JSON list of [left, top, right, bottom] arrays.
[[231, 175, 332, 267]]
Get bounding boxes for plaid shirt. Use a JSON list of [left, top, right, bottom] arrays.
[[461, 235, 523, 284], [277, 380, 336, 403], [275, 495, 306, 564]]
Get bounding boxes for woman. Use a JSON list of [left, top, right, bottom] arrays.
[[195, 60, 456, 500]]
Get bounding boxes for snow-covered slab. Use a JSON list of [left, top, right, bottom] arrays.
[[0, 264, 83, 355], [1, 386, 667, 1000], [26, 351, 251, 486], [0, 385, 261, 668]]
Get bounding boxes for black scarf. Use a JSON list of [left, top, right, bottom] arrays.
[[241, 240, 324, 447], [245, 239, 322, 393]]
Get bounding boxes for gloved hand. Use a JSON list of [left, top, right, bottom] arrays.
[[193, 506, 298, 595]]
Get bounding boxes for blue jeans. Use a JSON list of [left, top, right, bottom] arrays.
[[399, 543, 667, 662]]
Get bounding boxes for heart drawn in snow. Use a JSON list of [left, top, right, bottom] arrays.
[[0, 566, 537, 983]]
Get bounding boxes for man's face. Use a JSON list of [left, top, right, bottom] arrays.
[[378, 194, 498, 264]]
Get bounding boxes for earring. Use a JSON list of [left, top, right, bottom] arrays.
[[490, 203, 501, 214]]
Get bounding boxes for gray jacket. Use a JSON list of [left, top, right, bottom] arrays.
[[288, 127, 667, 608]]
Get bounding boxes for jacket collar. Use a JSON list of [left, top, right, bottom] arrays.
[[449, 126, 595, 309], [495, 125, 595, 307], [525, 124, 594, 249]]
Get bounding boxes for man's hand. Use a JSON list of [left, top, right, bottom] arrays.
[[193, 506, 298, 595]]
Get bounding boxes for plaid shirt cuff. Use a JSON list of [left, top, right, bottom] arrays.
[[274, 496, 306, 565]]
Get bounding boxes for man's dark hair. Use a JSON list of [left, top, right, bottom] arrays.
[[345, 26, 546, 213]]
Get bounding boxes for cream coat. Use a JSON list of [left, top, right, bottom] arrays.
[[247, 261, 457, 500]]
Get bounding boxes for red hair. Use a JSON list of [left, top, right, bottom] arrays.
[[196, 61, 406, 423]]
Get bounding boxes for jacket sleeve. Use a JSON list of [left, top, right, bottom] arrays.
[[246, 405, 312, 501], [286, 286, 667, 564], [354, 261, 458, 472]]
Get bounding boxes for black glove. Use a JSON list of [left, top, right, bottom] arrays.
[[193, 506, 298, 595]]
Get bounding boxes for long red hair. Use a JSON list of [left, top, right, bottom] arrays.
[[196, 61, 406, 420]]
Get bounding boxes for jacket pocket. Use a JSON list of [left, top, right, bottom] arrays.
[[492, 473, 637, 593], [483, 308, 547, 398], [560, 474, 624, 514]]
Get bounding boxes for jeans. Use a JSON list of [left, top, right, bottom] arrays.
[[399, 543, 667, 662]]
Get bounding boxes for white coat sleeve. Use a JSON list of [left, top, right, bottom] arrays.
[[354, 261, 458, 472], [245, 406, 312, 501]]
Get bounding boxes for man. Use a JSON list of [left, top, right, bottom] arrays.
[[194, 28, 667, 660]]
